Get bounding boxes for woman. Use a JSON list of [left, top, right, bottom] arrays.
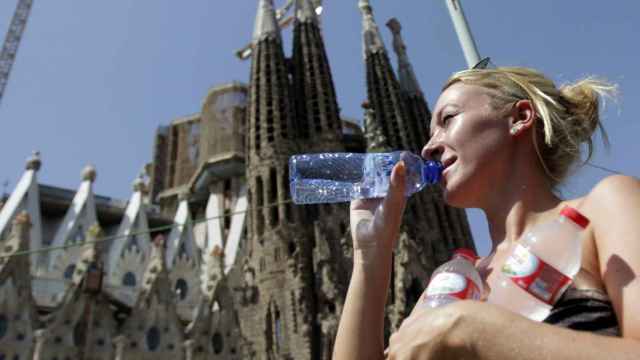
[[333, 67, 640, 359]]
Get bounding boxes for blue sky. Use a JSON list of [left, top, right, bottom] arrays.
[[1, 1, 638, 256]]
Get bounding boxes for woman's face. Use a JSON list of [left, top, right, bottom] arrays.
[[422, 82, 513, 207]]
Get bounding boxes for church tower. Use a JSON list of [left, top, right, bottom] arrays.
[[358, 0, 475, 330], [291, 1, 354, 359], [386, 17, 475, 264], [386, 18, 431, 153], [241, 0, 319, 358], [291, 0, 343, 153]]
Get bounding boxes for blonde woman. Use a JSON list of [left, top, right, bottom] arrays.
[[333, 67, 640, 359]]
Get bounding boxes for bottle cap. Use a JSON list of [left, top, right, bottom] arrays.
[[453, 248, 478, 262], [560, 206, 590, 229]]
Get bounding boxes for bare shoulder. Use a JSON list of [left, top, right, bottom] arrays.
[[588, 174, 640, 198], [580, 175, 640, 226]]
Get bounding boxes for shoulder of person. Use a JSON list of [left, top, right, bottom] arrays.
[[581, 174, 640, 234], [586, 174, 640, 204]]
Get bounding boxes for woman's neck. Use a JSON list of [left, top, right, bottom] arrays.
[[482, 160, 562, 253]]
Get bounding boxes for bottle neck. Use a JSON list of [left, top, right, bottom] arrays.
[[421, 160, 443, 185], [452, 254, 475, 264]]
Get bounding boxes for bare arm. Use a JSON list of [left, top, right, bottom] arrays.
[[333, 162, 408, 360]]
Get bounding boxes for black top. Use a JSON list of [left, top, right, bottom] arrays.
[[544, 287, 621, 336]]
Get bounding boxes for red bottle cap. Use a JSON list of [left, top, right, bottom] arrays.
[[560, 206, 590, 229], [453, 248, 478, 262]]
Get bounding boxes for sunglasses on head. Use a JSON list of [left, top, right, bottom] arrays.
[[472, 57, 496, 70]]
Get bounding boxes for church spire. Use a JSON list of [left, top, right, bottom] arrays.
[[252, 0, 281, 43], [386, 17, 431, 150], [358, 0, 385, 56], [386, 18, 422, 97], [295, 0, 318, 24], [358, 0, 411, 150], [292, 0, 343, 150]]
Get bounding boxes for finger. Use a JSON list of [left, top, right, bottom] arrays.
[[385, 160, 408, 216], [373, 161, 407, 238]]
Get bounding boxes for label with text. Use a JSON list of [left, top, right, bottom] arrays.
[[424, 272, 481, 301], [502, 244, 572, 305]]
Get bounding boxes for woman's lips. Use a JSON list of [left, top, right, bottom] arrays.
[[441, 157, 457, 174]]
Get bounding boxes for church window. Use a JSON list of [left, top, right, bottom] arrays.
[[175, 278, 188, 300], [282, 166, 292, 222], [212, 332, 224, 354], [260, 258, 266, 272], [0, 314, 7, 340], [274, 308, 282, 352], [274, 247, 280, 262], [269, 168, 279, 227], [0, 314, 9, 340], [256, 177, 264, 236], [146, 326, 161, 351], [291, 291, 298, 333], [63, 264, 76, 280], [73, 322, 86, 346], [122, 272, 136, 287]]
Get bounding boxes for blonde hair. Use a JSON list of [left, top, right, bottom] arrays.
[[443, 67, 617, 186]]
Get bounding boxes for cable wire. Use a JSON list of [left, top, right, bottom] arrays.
[[0, 199, 296, 259]]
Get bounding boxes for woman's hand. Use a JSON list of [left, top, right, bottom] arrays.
[[350, 159, 408, 265], [385, 300, 483, 360]]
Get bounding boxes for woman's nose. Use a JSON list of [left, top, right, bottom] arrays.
[[422, 140, 443, 161]]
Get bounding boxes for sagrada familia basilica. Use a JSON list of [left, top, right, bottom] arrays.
[[0, 0, 474, 358]]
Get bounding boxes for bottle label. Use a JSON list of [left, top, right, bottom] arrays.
[[502, 244, 572, 305], [424, 272, 481, 301]]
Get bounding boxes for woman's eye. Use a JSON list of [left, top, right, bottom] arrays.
[[443, 114, 455, 124]]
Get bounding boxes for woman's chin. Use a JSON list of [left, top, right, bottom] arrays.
[[441, 182, 472, 208]]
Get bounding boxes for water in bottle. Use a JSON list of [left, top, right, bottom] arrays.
[[289, 151, 442, 204], [421, 248, 483, 308], [487, 206, 590, 321]]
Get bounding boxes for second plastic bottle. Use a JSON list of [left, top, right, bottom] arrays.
[[421, 248, 483, 308]]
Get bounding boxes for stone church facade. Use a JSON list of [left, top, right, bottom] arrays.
[[0, 1, 473, 359]]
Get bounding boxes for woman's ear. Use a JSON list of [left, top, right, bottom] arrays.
[[509, 100, 537, 136]]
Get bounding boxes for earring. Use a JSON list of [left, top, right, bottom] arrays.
[[510, 123, 523, 135]]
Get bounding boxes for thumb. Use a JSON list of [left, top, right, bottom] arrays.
[[373, 161, 408, 245]]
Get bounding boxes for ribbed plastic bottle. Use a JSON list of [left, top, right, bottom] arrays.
[[421, 248, 483, 308], [289, 151, 442, 204], [487, 206, 590, 321]]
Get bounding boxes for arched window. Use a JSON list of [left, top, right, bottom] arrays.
[[212, 332, 224, 354], [274, 308, 282, 353], [146, 326, 161, 351], [175, 278, 188, 300], [63, 264, 76, 280], [0, 314, 7, 340], [122, 272, 136, 287]]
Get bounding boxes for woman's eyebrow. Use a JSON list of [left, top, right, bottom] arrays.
[[429, 103, 460, 137]]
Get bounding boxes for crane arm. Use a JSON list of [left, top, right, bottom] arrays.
[[0, 0, 33, 106]]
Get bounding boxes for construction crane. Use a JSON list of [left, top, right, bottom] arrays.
[[235, 0, 323, 60], [0, 0, 33, 107]]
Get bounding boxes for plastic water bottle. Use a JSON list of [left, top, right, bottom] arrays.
[[487, 206, 590, 321], [421, 248, 483, 308], [288, 151, 442, 204]]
